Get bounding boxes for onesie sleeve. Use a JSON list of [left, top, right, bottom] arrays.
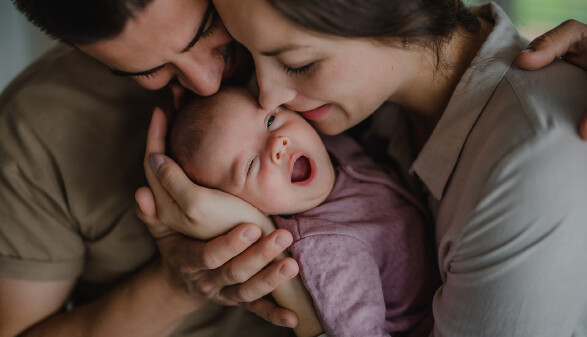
[[290, 233, 389, 337], [432, 130, 587, 336]]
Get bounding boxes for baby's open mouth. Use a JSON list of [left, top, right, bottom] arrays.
[[291, 155, 312, 183]]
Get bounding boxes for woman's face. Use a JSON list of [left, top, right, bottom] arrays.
[[214, 0, 411, 135]]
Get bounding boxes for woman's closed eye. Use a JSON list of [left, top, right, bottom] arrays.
[[283, 62, 316, 76]]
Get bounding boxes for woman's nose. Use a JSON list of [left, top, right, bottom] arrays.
[[257, 69, 296, 111], [270, 136, 291, 164]]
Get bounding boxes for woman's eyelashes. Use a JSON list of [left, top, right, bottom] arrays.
[[283, 62, 316, 76]]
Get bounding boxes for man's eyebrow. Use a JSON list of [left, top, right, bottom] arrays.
[[182, 1, 216, 53], [108, 1, 215, 77], [261, 44, 307, 57]]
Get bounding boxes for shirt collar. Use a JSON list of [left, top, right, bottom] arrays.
[[410, 3, 525, 200]]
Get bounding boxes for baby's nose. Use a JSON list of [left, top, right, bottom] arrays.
[[271, 136, 290, 163]]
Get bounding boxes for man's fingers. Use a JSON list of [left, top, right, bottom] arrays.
[[135, 186, 157, 218], [242, 298, 298, 329], [579, 111, 587, 141], [149, 154, 205, 220], [220, 256, 298, 303], [170, 82, 187, 111], [143, 108, 175, 211], [215, 229, 294, 287], [145, 107, 168, 156], [135, 187, 178, 239], [515, 20, 587, 71], [198, 223, 263, 270]]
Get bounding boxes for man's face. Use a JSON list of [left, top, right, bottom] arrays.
[[79, 0, 248, 96], [188, 88, 335, 215]]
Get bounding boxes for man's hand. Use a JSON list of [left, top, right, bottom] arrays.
[[515, 19, 587, 71], [135, 107, 300, 328], [514, 20, 587, 140]]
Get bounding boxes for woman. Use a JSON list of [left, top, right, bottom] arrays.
[[145, 0, 587, 336]]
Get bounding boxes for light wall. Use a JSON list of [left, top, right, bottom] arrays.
[[0, 1, 55, 92]]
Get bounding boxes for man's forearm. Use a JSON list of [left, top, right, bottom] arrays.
[[21, 260, 204, 337]]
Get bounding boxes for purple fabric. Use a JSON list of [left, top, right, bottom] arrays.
[[273, 134, 439, 337]]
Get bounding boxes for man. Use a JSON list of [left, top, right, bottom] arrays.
[[1, 0, 586, 335]]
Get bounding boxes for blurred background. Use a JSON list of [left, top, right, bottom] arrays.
[[1, 0, 586, 92]]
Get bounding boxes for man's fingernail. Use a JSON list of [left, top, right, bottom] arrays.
[[281, 318, 296, 328], [279, 264, 295, 279], [522, 48, 535, 53], [150, 154, 164, 172], [274, 234, 291, 250], [242, 228, 260, 243]]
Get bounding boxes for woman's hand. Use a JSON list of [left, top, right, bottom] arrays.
[[514, 20, 587, 71], [135, 107, 300, 328]]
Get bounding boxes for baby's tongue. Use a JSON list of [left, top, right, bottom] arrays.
[[291, 156, 311, 183]]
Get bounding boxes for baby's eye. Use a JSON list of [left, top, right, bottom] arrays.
[[266, 114, 275, 128], [247, 157, 256, 176]]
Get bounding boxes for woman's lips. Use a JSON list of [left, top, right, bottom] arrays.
[[297, 104, 331, 121]]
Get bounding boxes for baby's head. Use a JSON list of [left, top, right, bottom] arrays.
[[169, 87, 335, 215]]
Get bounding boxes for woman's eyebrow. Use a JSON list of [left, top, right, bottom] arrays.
[[261, 43, 309, 57]]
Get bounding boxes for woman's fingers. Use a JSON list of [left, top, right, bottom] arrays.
[[515, 20, 587, 71]]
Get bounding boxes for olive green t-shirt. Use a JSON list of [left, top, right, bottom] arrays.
[[0, 44, 165, 285], [0, 44, 293, 337]]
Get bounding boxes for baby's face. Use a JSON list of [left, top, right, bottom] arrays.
[[190, 89, 335, 215]]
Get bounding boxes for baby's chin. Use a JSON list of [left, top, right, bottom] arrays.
[[258, 193, 330, 217]]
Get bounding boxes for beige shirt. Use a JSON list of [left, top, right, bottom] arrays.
[[410, 4, 587, 337]]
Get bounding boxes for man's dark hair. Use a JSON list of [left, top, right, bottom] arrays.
[[12, 0, 154, 45]]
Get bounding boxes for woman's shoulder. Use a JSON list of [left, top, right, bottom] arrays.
[[500, 59, 587, 134]]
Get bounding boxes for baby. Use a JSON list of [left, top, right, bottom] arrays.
[[169, 87, 439, 337]]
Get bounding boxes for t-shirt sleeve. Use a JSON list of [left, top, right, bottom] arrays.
[[432, 130, 587, 336], [290, 233, 389, 337], [0, 119, 84, 281]]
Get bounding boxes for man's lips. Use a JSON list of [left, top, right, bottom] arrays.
[[296, 104, 331, 121], [290, 153, 315, 185]]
